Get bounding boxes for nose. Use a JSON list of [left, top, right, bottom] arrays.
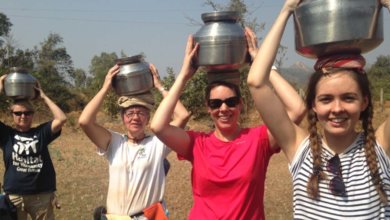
[[219, 102, 229, 111], [331, 100, 344, 113]]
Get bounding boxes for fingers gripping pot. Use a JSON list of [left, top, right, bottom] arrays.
[[4, 67, 37, 100], [113, 55, 153, 96], [294, 0, 384, 58]]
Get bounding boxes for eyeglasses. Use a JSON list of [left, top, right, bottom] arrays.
[[207, 96, 240, 109], [12, 111, 34, 116], [124, 111, 148, 119], [326, 154, 346, 196]]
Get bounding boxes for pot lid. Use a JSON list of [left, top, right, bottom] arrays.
[[201, 11, 239, 23], [116, 55, 144, 65], [6, 67, 36, 83]]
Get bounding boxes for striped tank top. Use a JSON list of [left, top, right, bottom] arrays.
[[289, 133, 390, 219]]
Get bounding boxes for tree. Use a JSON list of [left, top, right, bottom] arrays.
[[88, 52, 118, 93], [74, 68, 87, 89], [87, 52, 118, 118], [32, 33, 75, 112], [0, 13, 13, 72], [367, 55, 390, 100]]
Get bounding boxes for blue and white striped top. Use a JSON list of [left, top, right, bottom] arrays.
[[289, 133, 390, 219]]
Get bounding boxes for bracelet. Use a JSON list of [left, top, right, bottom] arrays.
[[271, 65, 277, 70], [159, 87, 166, 92]]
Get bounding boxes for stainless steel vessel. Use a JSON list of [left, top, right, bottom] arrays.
[[294, 0, 383, 58], [113, 55, 153, 96], [194, 11, 247, 70], [4, 67, 37, 100]]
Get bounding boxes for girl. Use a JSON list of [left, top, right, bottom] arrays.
[[247, 0, 390, 219]]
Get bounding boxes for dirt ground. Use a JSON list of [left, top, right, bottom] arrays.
[[0, 101, 389, 219]]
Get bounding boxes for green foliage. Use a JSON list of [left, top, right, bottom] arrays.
[[87, 52, 118, 94], [367, 55, 390, 100], [0, 13, 12, 37]]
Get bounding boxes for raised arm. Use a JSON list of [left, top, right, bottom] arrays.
[[269, 68, 306, 124], [78, 65, 120, 151], [245, 27, 306, 125], [247, 0, 305, 162], [376, 112, 390, 157], [35, 82, 67, 134], [149, 64, 191, 129], [150, 36, 198, 158], [381, 0, 390, 12], [0, 74, 6, 95]]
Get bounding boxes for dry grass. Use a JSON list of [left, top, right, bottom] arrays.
[[0, 101, 388, 220]]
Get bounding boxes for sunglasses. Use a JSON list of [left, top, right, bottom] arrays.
[[207, 96, 240, 109], [12, 111, 34, 116], [326, 154, 346, 196]]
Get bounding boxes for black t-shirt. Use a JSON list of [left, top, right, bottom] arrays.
[[0, 121, 61, 194]]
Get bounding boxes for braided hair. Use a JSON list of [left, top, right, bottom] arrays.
[[305, 68, 387, 203]]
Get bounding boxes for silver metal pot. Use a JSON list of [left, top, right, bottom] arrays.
[[194, 11, 248, 71], [113, 55, 153, 96], [294, 0, 383, 58], [4, 67, 37, 100]]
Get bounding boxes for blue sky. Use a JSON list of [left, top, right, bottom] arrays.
[[1, 0, 390, 76]]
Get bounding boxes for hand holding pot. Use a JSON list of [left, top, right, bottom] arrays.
[[381, 0, 390, 10], [245, 27, 259, 61], [179, 35, 199, 81], [103, 64, 120, 92], [0, 74, 7, 94], [149, 63, 164, 92]]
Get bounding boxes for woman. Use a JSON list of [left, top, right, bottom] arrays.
[[247, 0, 390, 218], [150, 28, 306, 219], [78, 63, 190, 219], [0, 74, 67, 220]]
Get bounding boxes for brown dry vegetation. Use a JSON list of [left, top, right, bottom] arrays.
[[0, 101, 389, 220]]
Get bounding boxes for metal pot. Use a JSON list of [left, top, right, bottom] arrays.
[[113, 55, 153, 96], [294, 0, 383, 58], [4, 67, 37, 100], [194, 11, 248, 71]]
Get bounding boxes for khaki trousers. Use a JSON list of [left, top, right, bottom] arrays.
[[8, 192, 55, 220]]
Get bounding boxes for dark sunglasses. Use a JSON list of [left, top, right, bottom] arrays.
[[326, 154, 346, 196], [207, 96, 240, 109], [12, 111, 34, 116]]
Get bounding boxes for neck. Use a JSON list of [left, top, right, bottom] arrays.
[[127, 132, 146, 144], [322, 130, 359, 154], [214, 125, 241, 142]]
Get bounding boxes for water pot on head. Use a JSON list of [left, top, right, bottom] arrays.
[[4, 67, 37, 100], [294, 0, 383, 58], [113, 55, 154, 96], [193, 11, 248, 71]]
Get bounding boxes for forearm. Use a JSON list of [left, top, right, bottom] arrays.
[[247, 6, 292, 88], [42, 95, 67, 122], [270, 70, 306, 124], [78, 86, 109, 126], [151, 73, 188, 133]]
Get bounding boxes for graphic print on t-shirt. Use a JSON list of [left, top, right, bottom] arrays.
[[12, 134, 43, 173]]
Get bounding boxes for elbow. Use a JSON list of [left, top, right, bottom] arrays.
[[247, 77, 264, 89], [78, 116, 89, 129], [60, 116, 67, 126], [150, 120, 163, 135]]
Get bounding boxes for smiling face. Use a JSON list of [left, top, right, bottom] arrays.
[[207, 85, 242, 133], [11, 103, 34, 132], [312, 71, 368, 138], [121, 105, 150, 136]]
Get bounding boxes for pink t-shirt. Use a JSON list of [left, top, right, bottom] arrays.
[[180, 125, 278, 220]]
